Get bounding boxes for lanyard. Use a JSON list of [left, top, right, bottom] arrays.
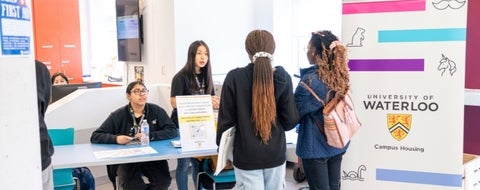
[[195, 74, 205, 95], [129, 106, 145, 137]]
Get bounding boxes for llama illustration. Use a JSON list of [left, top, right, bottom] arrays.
[[437, 54, 457, 76], [346, 27, 366, 47]]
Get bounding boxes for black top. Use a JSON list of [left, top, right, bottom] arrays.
[[36, 60, 54, 170], [216, 63, 300, 170], [170, 72, 215, 127], [171, 72, 215, 97], [90, 103, 178, 144]]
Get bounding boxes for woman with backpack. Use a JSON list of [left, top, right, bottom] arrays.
[[294, 30, 351, 190]]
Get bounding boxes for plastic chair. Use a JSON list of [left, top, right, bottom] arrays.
[[196, 158, 236, 190], [48, 128, 77, 190]]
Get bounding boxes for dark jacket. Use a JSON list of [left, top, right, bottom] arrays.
[[294, 65, 348, 159], [36, 60, 54, 170], [216, 63, 300, 170], [90, 103, 178, 143]]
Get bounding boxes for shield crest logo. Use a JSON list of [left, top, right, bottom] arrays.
[[387, 114, 412, 141]]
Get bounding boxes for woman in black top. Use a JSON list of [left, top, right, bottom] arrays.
[[91, 81, 178, 190], [36, 60, 55, 190], [216, 30, 300, 189], [170, 40, 219, 190]]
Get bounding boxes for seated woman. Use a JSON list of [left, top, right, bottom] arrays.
[[51, 72, 69, 85], [90, 81, 178, 190]]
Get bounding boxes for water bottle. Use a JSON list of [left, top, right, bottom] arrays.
[[141, 119, 150, 146]]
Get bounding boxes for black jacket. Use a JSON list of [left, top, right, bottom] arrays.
[[36, 60, 54, 170], [216, 63, 300, 170], [91, 103, 178, 143]]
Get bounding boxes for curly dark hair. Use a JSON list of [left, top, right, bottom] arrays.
[[309, 30, 350, 100]]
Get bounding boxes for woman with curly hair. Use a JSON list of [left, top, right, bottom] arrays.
[[294, 30, 351, 190]]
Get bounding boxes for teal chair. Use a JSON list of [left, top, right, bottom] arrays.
[[48, 128, 77, 190], [196, 158, 236, 190]]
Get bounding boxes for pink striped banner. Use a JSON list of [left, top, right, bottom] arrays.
[[343, 0, 426, 15]]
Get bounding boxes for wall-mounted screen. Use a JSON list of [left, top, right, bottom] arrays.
[[116, 0, 142, 62], [117, 15, 140, 40]]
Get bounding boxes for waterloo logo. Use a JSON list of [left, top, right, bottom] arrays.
[[387, 114, 412, 141]]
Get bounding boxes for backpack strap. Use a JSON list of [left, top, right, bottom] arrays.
[[300, 81, 327, 135], [300, 81, 325, 106]]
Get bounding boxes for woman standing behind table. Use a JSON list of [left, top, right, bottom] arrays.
[[216, 29, 300, 190], [170, 40, 220, 190], [294, 30, 351, 190]]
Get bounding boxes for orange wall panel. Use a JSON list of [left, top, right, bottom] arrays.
[[32, 0, 83, 83], [58, 0, 83, 83]]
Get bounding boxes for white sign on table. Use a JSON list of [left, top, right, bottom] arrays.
[[176, 95, 217, 152]]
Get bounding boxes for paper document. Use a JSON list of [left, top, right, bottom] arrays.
[[93, 146, 157, 159], [171, 140, 181, 148], [214, 126, 235, 175]]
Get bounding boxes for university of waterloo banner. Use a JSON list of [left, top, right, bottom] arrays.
[[342, 0, 466, 189]]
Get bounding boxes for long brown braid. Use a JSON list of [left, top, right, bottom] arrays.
[[309, 30, 350, 101], [245, 30, 276, 144]]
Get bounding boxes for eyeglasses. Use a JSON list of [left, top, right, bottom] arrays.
[[131, 89, 149, 95]]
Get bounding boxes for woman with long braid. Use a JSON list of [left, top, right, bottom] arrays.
[[216, 29, 299, 190]]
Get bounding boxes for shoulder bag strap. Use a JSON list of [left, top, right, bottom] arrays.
[[300, 81, 327, 135]]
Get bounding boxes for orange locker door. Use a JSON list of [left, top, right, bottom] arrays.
[[32, 0, 61, 72], [58, 0, 83, 83]]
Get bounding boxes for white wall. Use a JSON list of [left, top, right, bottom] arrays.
[[291, 0, 342, 71], [173, 0, 256, 78], [0, 58, 43, 189], [129, 0, 176, 84]]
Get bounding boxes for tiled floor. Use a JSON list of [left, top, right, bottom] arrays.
[[95, 162, 309, 190]]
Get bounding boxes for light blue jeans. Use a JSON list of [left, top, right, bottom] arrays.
[[42, 164, 53, 190], [233, 162, 286, 190], [175, 157, 200, 190]]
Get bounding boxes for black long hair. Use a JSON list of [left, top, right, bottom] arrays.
[[176, 40, 214, 94]]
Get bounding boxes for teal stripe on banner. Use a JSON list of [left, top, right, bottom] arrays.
[[378, 28, 466, 42]]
